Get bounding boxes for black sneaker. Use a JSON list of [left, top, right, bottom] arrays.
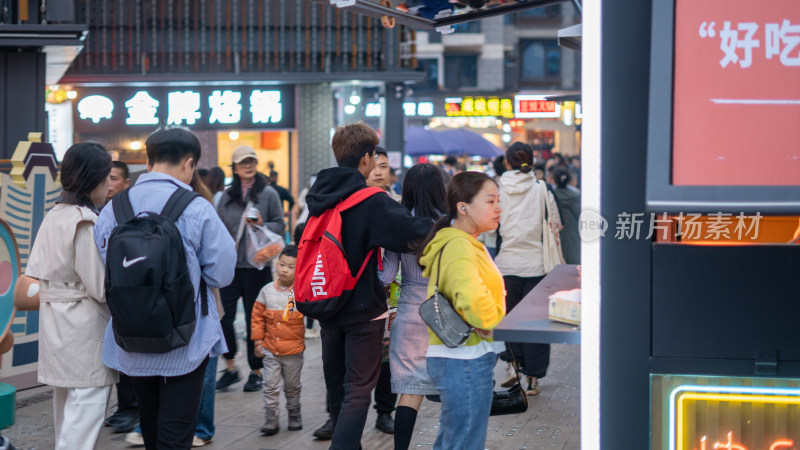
[[110, 410, 139, 433], [375, 413, 394, 434], [243, 372, 262, 392], [215, 369, 241, 391], [313, 419, 333, 440]]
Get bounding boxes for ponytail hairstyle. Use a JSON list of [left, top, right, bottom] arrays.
[[505, 142, 534, 174], [417, 171, 496, 265], [553, 165, 572, 189]]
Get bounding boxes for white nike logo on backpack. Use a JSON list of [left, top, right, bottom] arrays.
[[122, 256, 146, 268]]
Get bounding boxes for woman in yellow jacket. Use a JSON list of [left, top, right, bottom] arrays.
[[419, 171, 506, 450]]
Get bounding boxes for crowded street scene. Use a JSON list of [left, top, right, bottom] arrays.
[[0, 0, 799, 449]]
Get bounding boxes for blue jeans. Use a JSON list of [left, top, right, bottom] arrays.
[[195, 356, 218, 441], [427, 352, 498, 450]]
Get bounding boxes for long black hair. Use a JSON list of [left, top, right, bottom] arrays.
[[58, 142, 112, 212], [417, 171, 496, 265], [401, 163, 447, 220], [61, 142, 112, 196], [227, 170, 269, 204]]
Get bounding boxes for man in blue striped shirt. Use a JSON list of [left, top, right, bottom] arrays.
[[94, 128, 236, 449]]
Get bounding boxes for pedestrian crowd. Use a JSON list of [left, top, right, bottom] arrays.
[[14, 121, 579, 450]]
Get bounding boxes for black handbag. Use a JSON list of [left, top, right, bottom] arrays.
[[419, 242, 474, 348], [491, 345, 529, 416]]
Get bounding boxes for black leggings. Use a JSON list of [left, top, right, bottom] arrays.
[[220, 267, 272, 371], [502, 275, 550, 378]]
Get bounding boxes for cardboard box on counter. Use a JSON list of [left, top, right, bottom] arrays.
[[548, 288, 581, 326]]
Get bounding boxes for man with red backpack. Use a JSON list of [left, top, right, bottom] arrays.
[[297, 122, 431, 449]]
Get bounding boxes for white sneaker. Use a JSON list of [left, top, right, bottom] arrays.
[[192, 436, 212, 447], [124, 431, 144, 446], [305, 327, 320, 338]]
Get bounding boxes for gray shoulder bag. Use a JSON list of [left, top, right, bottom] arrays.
[[419, 242, 474, 348]]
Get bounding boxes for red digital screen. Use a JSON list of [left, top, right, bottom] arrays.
[[672, 0, 800, 186]]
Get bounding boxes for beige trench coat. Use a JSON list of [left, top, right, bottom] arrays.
[[25, 204, 118, 388]]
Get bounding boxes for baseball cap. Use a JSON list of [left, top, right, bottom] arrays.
[[232, 145, 258, 164]]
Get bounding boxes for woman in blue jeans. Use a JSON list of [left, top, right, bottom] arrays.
[[418, 172, 507, 450]]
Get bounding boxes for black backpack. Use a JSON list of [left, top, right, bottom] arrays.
[[105, 187, 208, 354]]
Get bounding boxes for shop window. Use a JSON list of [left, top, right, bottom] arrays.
[[519, 39, 561, 82], [527, 130, 556, 152], [444, 55, 478, 89], [414, 58, 440, 92]]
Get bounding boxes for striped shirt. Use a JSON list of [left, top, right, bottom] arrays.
[[94, 172, 236, 377]]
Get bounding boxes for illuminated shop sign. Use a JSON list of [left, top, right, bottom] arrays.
[[652, 374, 800, 450], [514, 95, 562, 118], [73, 85, 295, 133], [445, 97, 514, 118], [364, 101, 434, 118]]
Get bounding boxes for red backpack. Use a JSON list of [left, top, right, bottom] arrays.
[[295, 187, 386, 320]]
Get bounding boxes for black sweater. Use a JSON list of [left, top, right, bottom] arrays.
[[306, 167, 432, 327]]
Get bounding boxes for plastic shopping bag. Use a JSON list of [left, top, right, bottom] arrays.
[[246, 224, 285, 270]]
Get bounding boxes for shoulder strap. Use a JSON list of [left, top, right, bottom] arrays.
[[112, 189, 136, 224], [544, 182, 564, 223], [432, 241, 450, 292], [200, 277, 208, 316], [161, 188, 201, 222], [338, 187, 385, 212], [354, 249, 375, 280]]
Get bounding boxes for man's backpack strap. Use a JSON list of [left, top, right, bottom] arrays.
[[199, 277, 208, 316], [161, 188, 201, 223], [338, 186, 385, 212], [112, 189, 136, 224], [162, 188, 208, 315]]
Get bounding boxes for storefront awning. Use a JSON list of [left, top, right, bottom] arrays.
[[0, 24, 88, 84]]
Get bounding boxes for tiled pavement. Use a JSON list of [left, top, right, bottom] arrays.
[[3, 338, 579, 450]]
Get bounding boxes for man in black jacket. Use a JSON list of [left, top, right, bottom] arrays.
[[305, 122, 431, 449]]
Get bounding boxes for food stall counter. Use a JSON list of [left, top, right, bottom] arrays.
[[493, 264, 581, 345]]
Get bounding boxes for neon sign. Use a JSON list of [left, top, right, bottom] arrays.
[[445, 97, 514, 118], [167, 91, 201, 125], [654, 376, 800, 450], [249, 90, 282, 124], [695, 432, 793, 450], [417, 101, 434, 116], [72, 86, 295, 132], [514, 95, 562, 119], [77, 95, 114, 123], [125, 91, 160, 125]]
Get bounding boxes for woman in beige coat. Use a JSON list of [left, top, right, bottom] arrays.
[[24, 142, 117, 450]]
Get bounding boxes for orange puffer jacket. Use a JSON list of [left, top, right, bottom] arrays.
[[251, 303, 305, 356]]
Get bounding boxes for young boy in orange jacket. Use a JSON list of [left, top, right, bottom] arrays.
[[251, 246, 304, 435]]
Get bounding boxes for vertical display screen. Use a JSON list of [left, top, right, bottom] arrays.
[[672, 0, 800, 186]]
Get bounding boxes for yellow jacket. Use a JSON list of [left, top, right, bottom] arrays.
[[420, 227, 506, 347]]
